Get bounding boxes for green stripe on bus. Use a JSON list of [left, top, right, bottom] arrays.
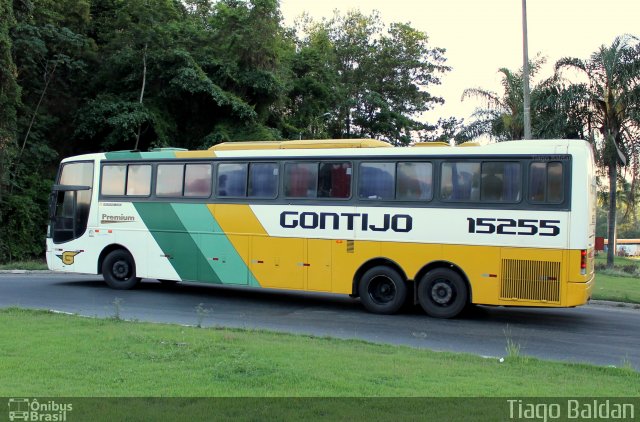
[[171, 203, 258, 286], [134, 202, 260, 286], [104, 151, 177, 160], [133, 202, 221, 284]]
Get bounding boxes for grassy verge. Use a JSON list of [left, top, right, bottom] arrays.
[[0, 308, 637, 397], [592, 254, 640, 304], [592, 274, 640, 304], [0, 259, 47, 270]]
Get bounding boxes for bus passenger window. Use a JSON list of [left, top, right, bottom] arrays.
[[359, 162, 395, 200], [217, 163, 248, 197], [126, 165, 151, 196], [319, 162, 351, 198], [248, 163, 278, 198], [529, 161, 563, 203], [547, 162, 564, 202], [440, 162, 480, 201], [284, 162, 317, 198], [157, 164, 184, 197], [101, 165, 126, 195], [396, 162, 432, 201], [185, 164, 212, 197], [481, 162, 521, 202]]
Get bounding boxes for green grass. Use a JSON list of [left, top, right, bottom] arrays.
[[592, 274, 640, 304], [592, 253, 640, 304], [0, 308, 637, 397], [0, 259, 47, 270]]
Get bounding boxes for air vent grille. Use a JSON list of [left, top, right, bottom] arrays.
[[501, 259, 561, 303]]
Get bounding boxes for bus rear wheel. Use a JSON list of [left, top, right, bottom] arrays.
[[358, 266, 407, 315], [418, 268, 468, 318], [102, 249, 140, 290]]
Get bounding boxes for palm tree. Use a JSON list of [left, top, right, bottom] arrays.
[[460, 57, 546, 141], [556, 35, 640, 267]]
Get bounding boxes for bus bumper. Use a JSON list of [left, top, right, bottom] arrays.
[[566, 275, 595, 306]]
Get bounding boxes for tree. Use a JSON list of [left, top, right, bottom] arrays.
[[556, 35, 640, 267], [460, 57, 546, 141], [0, 0, 21, 204], [289, 11, 450, 144]]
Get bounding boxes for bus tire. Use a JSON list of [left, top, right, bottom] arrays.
[[102, 249, 140, 290], [358, 266, 407, 315], [418, 268, 468, 318]]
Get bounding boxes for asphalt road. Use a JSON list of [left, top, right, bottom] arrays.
[[1, 273, 639, 370]]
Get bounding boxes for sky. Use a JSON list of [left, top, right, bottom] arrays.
[[279, 0, 640, 125]]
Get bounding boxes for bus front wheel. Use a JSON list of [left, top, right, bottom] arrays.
[[418, 268, 468, 318], [358, 266, 407, 315], [102, 250, 140, 290]]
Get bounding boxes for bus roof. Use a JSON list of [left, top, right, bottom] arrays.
[[209, 139, 391, 150], [63, 139, 592, 162]]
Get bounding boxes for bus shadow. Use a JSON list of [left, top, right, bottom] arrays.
[[53, 278, 591, 327], [55, 277, 362, 313]]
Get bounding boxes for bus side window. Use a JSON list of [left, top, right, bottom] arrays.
[[101, 165, 126, 196], [359, 162, 394, 200], [547, 162, 564, 202], [185, 164, 212, 197], [248, 163, 278, 198], [318, 162, 351, 198], [440, 162, 480, 201], [157, 164, 184, 197], [126, 165, 151, 196], [481, 162, 521, 202], [217, 163, 248, 197], [284, 162, 317, 198], [529, 161, 563, 203], [396, 162, 432, 201]]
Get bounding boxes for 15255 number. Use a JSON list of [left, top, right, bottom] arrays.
[[467, 218, 560, 236]]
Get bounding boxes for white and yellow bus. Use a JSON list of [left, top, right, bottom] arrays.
[[46, 138, 596, 318]]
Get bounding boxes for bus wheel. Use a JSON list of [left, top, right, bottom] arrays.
[[102, 250, 140, 290], [358, 266, 407, 315], [418, 268, 468, 318]]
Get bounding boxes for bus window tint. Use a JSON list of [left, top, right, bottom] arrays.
[[185, 164, 212, 197], [218, 163, 247, 197], [101, 165, 126, 195], [157, 164, 184, 197], [248, 163, 278, 198], [529, 161, 563, 203], [284, 162, 317, 198], [60, 162, 94, 187], [547, 162, 564, 202], [440, 162, 480, 201], [359, 162, 395, 200], [396, 162, 432, 201], [319, 162, 351, 198], [529, 162, 546, 202], [481, 162, 521, 202], [126, 165, 151, 196]]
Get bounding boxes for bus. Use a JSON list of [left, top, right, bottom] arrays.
[[46, 138, 596, 318]]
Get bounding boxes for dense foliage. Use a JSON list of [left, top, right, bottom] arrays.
[[0, 0, 452, 261]]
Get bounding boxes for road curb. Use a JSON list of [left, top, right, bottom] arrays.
[[0, 270, 55, 274], [588, 299, 640, 310]]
